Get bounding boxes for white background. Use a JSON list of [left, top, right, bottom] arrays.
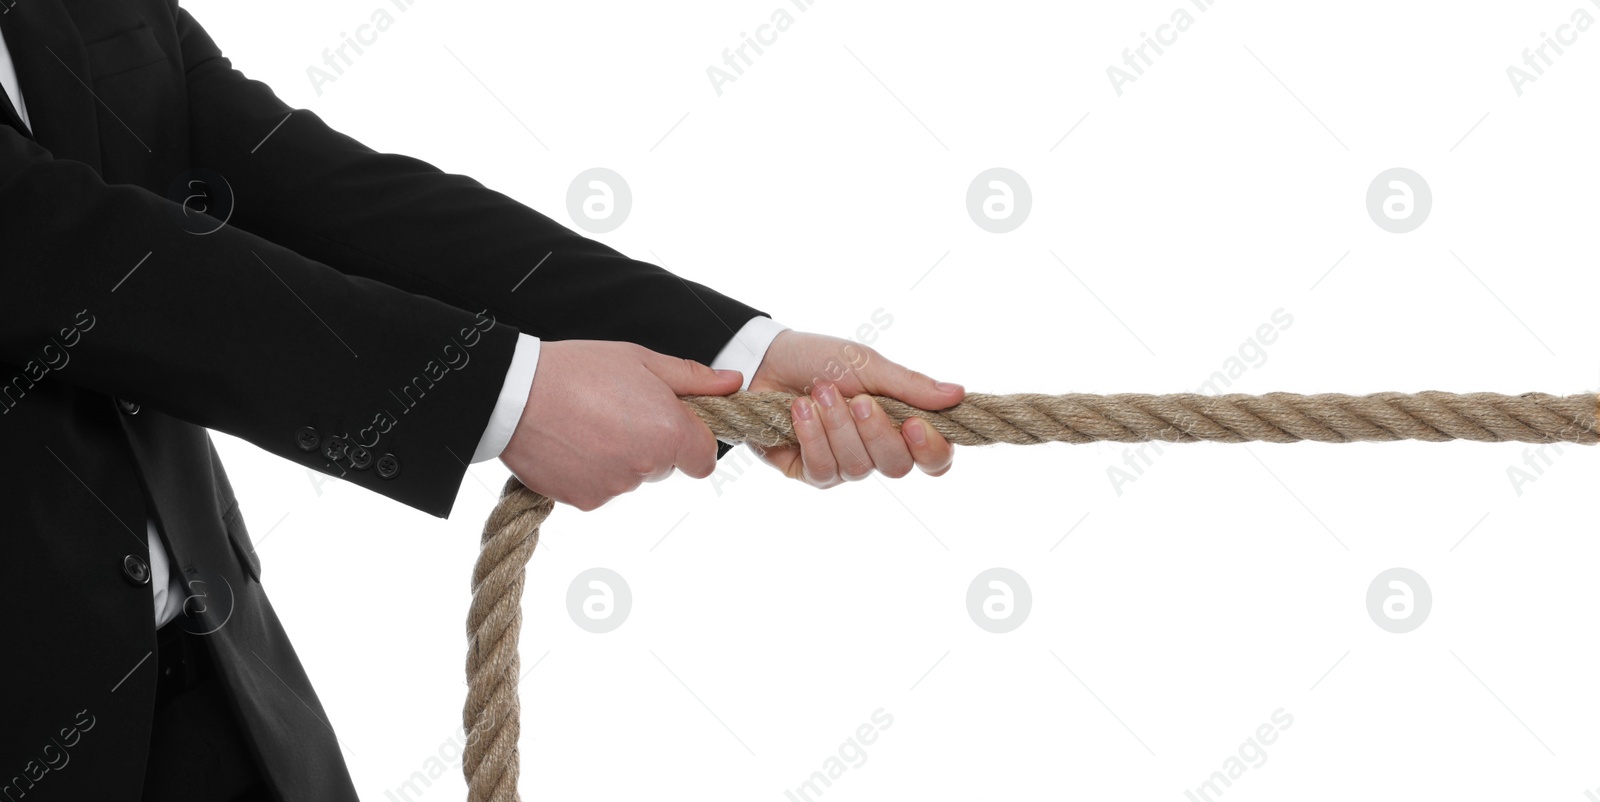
[[183, 0, 1600, 799]]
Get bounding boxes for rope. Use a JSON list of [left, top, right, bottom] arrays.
[[462, 389, 1600, 800]]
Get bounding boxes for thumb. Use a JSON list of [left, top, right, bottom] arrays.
[[642, 351, 744, 396], [858, 357, 964, 411]]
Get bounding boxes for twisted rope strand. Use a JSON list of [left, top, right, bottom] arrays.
[[463, 389, 1599, 801], [684, 391, 1600, 447], [463, 481, 550, 802]]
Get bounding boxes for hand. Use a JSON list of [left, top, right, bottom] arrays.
[[498, 340, 742, 511], [747, 330, 963, 487]]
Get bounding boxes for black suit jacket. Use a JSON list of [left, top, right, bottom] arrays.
[[0, 1, 764, 799]]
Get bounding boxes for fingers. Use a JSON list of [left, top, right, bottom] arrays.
[[901, 417, 954, 477], [847, 393, 914, 478], [642, 348, 743, 396], [672, 405, 721, 480], [785, 385, 954, 487], [634, 346, 740, 480], [855, 351, 965, 411], [812, 381, 874, 482], [790, 394, 842, 487]]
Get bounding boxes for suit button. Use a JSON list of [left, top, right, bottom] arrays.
[[375, 453, 401, 479], [117, 398, 139, 415], [295, 426, 320, 452], [122, 554, 150, 586], [322, 437, 349, 462], [348, 445, 374, 470]]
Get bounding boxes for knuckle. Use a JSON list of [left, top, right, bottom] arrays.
[[857, 420, 889, 446], [683, 357, 715, 381], [821, 408, 852, 431], [802, 464, 835, 487], [806, 454, 837, 479], [650, 412, 681, 439]]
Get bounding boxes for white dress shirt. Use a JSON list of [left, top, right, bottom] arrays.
[[0, 32, 787, 626]]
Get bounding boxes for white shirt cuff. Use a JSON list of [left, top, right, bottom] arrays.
[[709, 316, 789, 391], [472, 333, 542, 463]]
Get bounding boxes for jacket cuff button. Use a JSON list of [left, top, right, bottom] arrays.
[[322, 437, 349, 462], [295, 426, 320, 452], [122, 554, 151, 586]]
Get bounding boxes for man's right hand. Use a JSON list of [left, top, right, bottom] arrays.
[[497, 340, 743, 511]]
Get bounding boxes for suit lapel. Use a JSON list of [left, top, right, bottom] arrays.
[[0, 11, 33, 137], [0, 77, 30, 137], [0, 0, 101, 170]]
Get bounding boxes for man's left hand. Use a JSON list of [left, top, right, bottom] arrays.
[[744, 330, 964, 487]]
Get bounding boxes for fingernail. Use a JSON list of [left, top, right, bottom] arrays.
[[850, 395, 872, 421], [715, 369, 742, 381], [815, 382, 838, 409], [905, 418, 927, 445], [794, 397, 814, 422], [935, 381, 963, 394]]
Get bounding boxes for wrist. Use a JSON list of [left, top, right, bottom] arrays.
[[710, 316, 790, 392], [749, 328, 793, 387]]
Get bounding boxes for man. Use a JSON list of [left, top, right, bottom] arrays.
[[0, 0, 963, 799]]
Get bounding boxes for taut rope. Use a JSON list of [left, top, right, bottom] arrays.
[[462, 389, 1600, 801]]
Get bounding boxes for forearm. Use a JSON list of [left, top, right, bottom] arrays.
[[0, 125, 518, 518], [175, 6, 766, 366]]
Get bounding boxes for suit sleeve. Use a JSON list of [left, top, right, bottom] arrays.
[[0, 122, 520, 518], [171, 4, 770, 369]]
